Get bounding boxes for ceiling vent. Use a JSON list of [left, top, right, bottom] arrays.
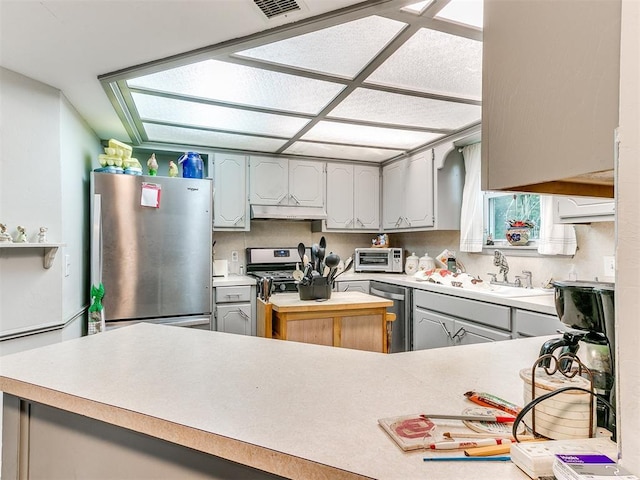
[[253, 0, 301, 19]]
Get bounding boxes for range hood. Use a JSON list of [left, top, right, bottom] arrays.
[[250, 205, 327, 220]]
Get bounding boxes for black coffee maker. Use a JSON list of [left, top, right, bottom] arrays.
[[539, 280, 615, 433]]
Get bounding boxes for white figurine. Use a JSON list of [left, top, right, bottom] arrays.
[[37, 226, 48, 243], [147, 153, 158, 176], [0, 223, 12, 242], [15, 225, 27, 243]]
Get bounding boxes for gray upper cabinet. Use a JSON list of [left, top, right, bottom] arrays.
[[249, 156, 325, 208], [382, 151, 434, 231], [325, 163, 380, 231], [211, 153, 249, 230], [481, 0, 620, 198], [554, 196, 615, 224]]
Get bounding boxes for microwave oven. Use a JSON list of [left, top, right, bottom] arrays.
[[354, 248, 404, 273]]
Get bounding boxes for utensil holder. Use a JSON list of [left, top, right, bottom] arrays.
[[298, 277, 332, 300]]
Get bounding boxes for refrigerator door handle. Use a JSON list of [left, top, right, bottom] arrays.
[[91, 194, 103, 286]]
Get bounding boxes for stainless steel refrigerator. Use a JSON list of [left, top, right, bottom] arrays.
[[91, 172, 212, 330]]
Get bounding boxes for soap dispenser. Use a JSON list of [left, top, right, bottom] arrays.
[[405, 253, 419, 275]]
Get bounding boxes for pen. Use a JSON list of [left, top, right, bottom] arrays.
[[420, 414, 515, 423], [423, 456, 511, 462], [429, 438, 511, 450]]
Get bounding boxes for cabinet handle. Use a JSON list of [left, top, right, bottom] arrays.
[[452, 327, 466, 341], [395, 216, 402, 227], [345, 218, 354, 227], [233, 216, 244, 226], [289, 193, 301, 205], [438, 320, 452, 339], [238, 309, 250, 321], [403, 216, 411, 227], [277, 194, 288, 205], [356, 218, 364, 226]]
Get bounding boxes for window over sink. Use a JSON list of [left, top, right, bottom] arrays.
[[484, 193, 541, 247]]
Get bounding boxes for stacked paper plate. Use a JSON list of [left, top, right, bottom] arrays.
[[520, 367, 596, 440]]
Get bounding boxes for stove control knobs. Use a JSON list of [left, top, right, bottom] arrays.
[[279, 283, 287, 292]]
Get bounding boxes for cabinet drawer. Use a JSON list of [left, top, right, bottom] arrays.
[[413, 289, 511, 331], [215, 286, 252, 303], [514, 310, 564, 338]]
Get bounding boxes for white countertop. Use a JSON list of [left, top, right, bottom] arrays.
[[0, 323, 554, 479], [337, 272, 558, 315], [212, 274, 257, 287], [212, 272, 557, 315]]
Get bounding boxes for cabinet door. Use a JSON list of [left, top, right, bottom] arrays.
[[249, 156, 288, 205], [404, 152, 434, 228], [554, 197, 615, 224], [216, 304, 252, 335], [289, 159, 325, 207], [412, 307, 453, 350], [326, 163, 354, 229], [213, 153, 248, 229], [481, 0, 619, 194], [354, 164, 380, 230], [513, 310, 564, 339], [382, 160, 405, 229], [453, 318, 512, 346]]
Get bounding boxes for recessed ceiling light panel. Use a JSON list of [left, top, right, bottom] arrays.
[[329, 88, 480, 130], [235, 15, 407, 79], [366, 28, 482, 101], [128, 60, 345, 115]]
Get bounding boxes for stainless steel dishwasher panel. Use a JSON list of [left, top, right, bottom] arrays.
[[369, 281, 411, 353]]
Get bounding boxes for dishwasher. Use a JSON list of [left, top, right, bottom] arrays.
[[369, 281, 411, 353]]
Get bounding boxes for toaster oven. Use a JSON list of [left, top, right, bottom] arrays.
[[354, 248, 404, 273]]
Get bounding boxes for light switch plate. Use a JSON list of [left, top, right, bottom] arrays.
[[603, 256, 615, 277]]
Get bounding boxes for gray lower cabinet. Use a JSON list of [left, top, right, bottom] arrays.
[[412, 289, 512, 351], [213, 285, 256, 335], [513, 309, 564, 338], [335, 280, 370, 293]]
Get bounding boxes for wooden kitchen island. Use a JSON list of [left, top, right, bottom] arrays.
[[257, 291, 394, 353], [1, 323, 566, 480]]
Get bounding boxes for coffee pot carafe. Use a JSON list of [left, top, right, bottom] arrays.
[[539, 280, 615, 433]]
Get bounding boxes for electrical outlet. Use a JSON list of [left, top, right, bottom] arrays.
[[603, 255, 615, 277], [64, 254, 71, 277], [231, 251, 239, 262]]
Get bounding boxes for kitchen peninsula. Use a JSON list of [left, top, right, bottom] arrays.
[[1, 323, 564, 479]]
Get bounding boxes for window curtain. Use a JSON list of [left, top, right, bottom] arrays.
[[537, 195, 577, 255], [459, 143, 484, 252]]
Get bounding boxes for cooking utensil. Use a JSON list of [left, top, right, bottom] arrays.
[[324, 252, 340, 278], [311, 243, 319, 272], [318, 236, 326, 270], [331, 256, 352, 282], [297, 242, 306, 263], [293, 263, 304, 281]]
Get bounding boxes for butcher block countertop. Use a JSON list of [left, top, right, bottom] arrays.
[[0, 323, 553, 480], [268, 291, 393, 312]]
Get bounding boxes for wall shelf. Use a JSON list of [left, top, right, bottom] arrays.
[[0, 243, 65, 269]]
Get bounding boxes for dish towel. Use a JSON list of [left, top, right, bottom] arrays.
[[537, 195, 577, 255]]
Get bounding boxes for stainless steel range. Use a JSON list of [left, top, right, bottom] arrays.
[[246, 247, 309, 295]]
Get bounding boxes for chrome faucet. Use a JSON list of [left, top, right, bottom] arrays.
[[492, 250, 510, 284]]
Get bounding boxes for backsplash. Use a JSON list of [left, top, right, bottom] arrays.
[[395, 222, 615, 287], [213, 221, 615, 286]]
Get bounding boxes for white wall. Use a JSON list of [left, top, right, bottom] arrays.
[[0, 67, 100, 349], [615, 0, 639, 471]]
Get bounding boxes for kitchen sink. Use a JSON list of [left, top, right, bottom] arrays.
[[485, 286, 555, 297]]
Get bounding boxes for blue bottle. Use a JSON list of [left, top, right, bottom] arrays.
[[177, 152, 204, 179]]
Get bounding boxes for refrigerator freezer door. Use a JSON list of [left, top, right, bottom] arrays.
[[92, 173, 212, 322]]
